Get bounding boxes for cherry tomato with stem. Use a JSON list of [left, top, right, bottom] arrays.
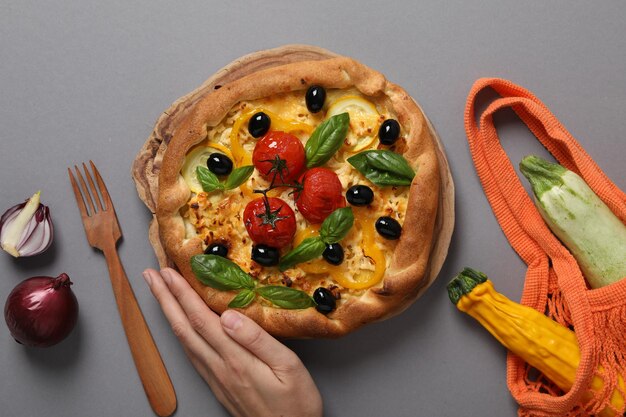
[[244, 197, 296, 249], [252, 131, 306, 185]]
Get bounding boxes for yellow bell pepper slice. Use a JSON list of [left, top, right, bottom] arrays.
[[292, 224, 343, 274], [206, 141, 233, 157], [329, 216, 385, 289], [293, 224, 321, 245], [293, 227, 338, 274], [292, 211, 386, 289]]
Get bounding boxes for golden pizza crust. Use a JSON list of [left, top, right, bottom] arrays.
[[156, 56, 440, 338]]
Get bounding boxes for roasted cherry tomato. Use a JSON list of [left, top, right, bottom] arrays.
[[243, 197, 296, 249], [252, 131, 306, 184], [295, 167, 346, 224]]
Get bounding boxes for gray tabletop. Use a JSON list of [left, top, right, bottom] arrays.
[[1, 1, 624, 416]]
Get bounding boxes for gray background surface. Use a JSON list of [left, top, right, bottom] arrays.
[[1, 1, 624, 416]]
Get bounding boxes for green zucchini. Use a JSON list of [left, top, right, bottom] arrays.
[[519, 155, 626, 288]]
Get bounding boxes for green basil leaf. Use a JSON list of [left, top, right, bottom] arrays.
[[228, 289, 256, 308], [196, 166, 225, 193], [319, 207, 354, 244], [347, 150, 416, 186], [256, 286, 316, 309], [305, 113, 350, 168], [365, 151, 415, 180], [224, 165, 254, 190], [278, 237, 326, 271], [191, 254, 255, 291]]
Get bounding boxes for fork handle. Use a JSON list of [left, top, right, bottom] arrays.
[[103, 243, 177, 417]]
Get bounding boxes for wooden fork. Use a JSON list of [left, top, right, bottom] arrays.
[[68, 161, 176, 417]]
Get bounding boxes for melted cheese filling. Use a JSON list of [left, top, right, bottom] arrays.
[[181, 89, 409, 298]]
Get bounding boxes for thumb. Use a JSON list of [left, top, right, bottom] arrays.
[[221, 310, 302, 371]]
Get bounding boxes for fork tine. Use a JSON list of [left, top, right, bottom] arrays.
[[83, 162, 104, 212], [68, 167, 89, 218], [74, 165, 96, 215], [90, 160, 112, 211]]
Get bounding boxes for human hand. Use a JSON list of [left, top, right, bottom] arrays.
[[142, 268, 323, 417]]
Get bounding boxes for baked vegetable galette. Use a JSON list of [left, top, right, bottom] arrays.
[[157, 57, 440, 338]]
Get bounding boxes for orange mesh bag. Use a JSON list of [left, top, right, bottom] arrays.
[[464, 78, 626, 416]]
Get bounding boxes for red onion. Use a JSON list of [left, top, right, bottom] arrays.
[[4, 273, 78, 347], [0, 191, 54, 257]]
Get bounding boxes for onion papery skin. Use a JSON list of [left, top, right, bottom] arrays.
[[4, 274, 78, 347]]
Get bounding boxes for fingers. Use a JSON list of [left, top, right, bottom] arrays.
[[146, 268, 300, 374], [156, 268, 247, 358], [220, 309, 303, 373], [159, 268, 222, 329], [143, 268, 219, 362]]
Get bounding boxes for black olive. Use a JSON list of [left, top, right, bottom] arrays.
[[378, 119, 401, 145], [375, 216, 402, 240], [322, 243, 344, 265], [248, 112, 271, 138], [207, 153, 233, 176], [346, 185, 374, 206], [313, 287, 336, 314], [251, 244, 280, 266], [205, 243, 228, 257], [305, 85, 326, 113]]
